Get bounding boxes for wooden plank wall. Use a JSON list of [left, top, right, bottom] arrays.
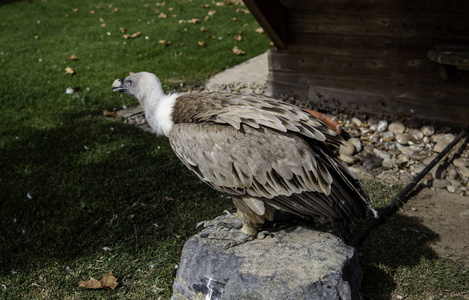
[[266, 0, 469, 124]]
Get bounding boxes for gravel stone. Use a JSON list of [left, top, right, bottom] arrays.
[[388, 121, 405, 133], [339, 141, 356, 156], [377, 120, 388, 132], [395, 133, 411, 145], [421, 125, 435, 136]]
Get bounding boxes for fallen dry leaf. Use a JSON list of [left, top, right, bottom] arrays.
[[158, 12, 167, 18], [232, 17, 237, 21], [78, 272, 118, 290], [90, 10, 95, 14], [234, 34, 242, 41], [236, 8, 250, 14], [232, 46, 245, 55], [234, 46, 244, 56], [99, 17, 104, 23], [158, 40, 171, 46], [64, 67, 75, 75], [200, 26, 207, 32], [103, 109, 118, 118], [67, 54, 78, 60], [187, 18, 200, 24], [207, 9, 216, 16], [123, 31, 142, 39], [197, 41, 206, 47], [119, 27, 126, 33], [78, 277, 102, 289], [100, 273, 118, 289], [73, 8, 78, 12], [112, 7, 118, 13], [255, 27, 264, 34], [201, 4, 210, 8]]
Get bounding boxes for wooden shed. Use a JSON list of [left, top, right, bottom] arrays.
[[243, 0, 469, 125]]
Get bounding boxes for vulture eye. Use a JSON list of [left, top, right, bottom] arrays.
[[127, 80, 134, 86]]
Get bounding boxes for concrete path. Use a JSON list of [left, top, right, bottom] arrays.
[[205, 51, 268, 89]]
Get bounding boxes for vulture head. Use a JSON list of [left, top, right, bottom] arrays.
[[112, 72, 166, 107]]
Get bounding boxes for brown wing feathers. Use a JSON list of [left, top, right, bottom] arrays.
[[169, 92, 372, 223]]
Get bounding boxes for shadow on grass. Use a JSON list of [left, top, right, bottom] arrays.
[[356, 186, 441, 300], [0, 0, 20, 7], [0, 111, 231, 278], [0, 113, 451, 298]]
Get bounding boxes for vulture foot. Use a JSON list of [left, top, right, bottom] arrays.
[[200, 228, 272, 249], [196, 210, 243, 231], [197, 211, 273, 249]]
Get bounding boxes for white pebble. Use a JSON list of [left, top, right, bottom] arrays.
[[339, 154, 359, 165], [420, 125, 435, 136], [348, 138, 362, 152], [339, 141, 355, 156], [377, 120, 388, 132], [395, 133, 411, 145], [388, 121, 405, 133], [351, 117, 362, 127]]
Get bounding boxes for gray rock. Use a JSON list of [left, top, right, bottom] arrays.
[[362, 155, 383, 171], [381, 131, 394, 141], [420, 125, 435, 136], [381, 159, 395, 169], [339, 154, 359, 165], [373, 148, 392, 160], [458, 166, 469, 178], [447, 185, 457, 193], [432, 179, 448, 189], [369, 133, 380, 143], [395, 133, 411, 145], [351, 117, 362, 127], [349, 138, 362, 153], [172, 225, 363, 300], [397, 153, 409, 163], [377, 120, 388, 132], [408, 129, 424, 141], [339, 141, 356, 156], [388, 121, 405, 133], [453, 158, 469, 169], [433, 134, 455, 153], [446, 165, 459, 180], [411, 163, 426, 175]]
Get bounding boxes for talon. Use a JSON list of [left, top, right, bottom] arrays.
[[196, 221, 207, 229]]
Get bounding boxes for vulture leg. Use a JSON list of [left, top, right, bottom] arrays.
[[197, 197, 275, 249]]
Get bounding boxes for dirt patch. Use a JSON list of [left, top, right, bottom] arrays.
[[400, 187, 469, 267]]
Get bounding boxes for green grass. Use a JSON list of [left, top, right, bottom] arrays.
[[0, 0, 468, 299]]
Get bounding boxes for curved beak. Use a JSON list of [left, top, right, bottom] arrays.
[[112, 78, 126, 92]]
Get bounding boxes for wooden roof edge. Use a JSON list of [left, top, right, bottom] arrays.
[[242, 0, 287, 50]]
